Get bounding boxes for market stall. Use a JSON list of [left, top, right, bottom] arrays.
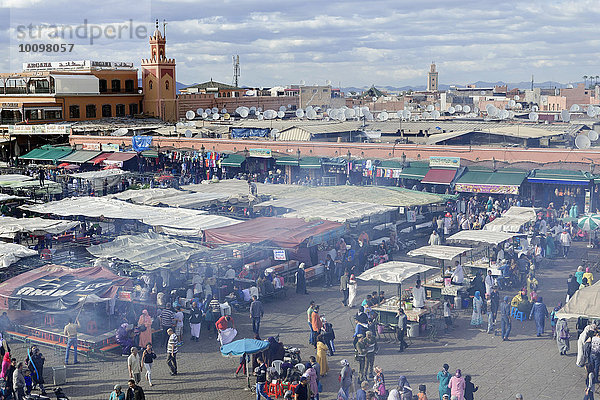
[[555, 281, 600, 320]]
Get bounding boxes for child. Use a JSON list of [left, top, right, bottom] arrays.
[[464, 375, 478, 400], [417, 384, 428, 400], [23, 368, 33, 395]]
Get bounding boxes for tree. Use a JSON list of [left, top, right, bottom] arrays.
[[583, 75, 588, 88]]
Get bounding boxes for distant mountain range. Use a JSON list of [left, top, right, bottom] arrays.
[[342, 81, 578, 93]]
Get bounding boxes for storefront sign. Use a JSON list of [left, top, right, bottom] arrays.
[[23, 60, 134, 71], [102, 143, 120, 152], [8, 125, 71, 135], [1, 103, 19, 108], [248, 148, 272, 158], [82, 143, 101, 151], [429, 156, 460, 168], [273, 249, 287, 261], [454, 183, 519, 195]]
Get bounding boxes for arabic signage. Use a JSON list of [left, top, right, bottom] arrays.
[[454, 183, 519, 195], [273, 249, 287, 261], [7, 125, 71, 135], [23, 60, 134, 71], [429, 156, 460, 168], [248, 148, 272, 158], [82, 143, 101, 151], [102, 143, 120, 152]]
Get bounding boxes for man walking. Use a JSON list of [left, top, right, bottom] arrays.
[[254, 356, 272, 400], [354, 334, 367, 382], [307, 301, 315, 346], [324, 254, 334, 288], [127, 347, 142, 385], [158, 306, 175, 348], [13, 362, 25, 400], [250, 295, 264, 336], [125, 379, 145, 400], [530, 296, 549, 337], [560, 229, 572, 258], [166, 328, 178, 376], [340, 270, 350, 307], [500, 296, 512, 341], [63, 318, 80, 365], [396, 307, 408, 352], [364, 331, 377, 379], [311, 305, 323, 349], [27, 346, 47, 396]]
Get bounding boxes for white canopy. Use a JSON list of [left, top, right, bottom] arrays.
[[21, 197, 240, 235], [483, 207, 539, 233], [111, 188, 231, 209], [0, 243, 37, 268], [277, 200, 394, 224], [357, 261, 439, 284], [408, 245, 471, 261], [87, 232, 207, 271], [70, 168, 129, 180], [446, 230, 520, 246], [0, 174, 35, 184], [0, 216, 80, 238], [555, 282, 600, 320], [502, 206, 539, 220]]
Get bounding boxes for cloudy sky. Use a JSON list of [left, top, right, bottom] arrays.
[[1, 0, 599, 88]]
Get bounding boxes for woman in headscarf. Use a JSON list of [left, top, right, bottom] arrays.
[[137, 310, 153, 348], [584, 267, 594, 286], [529, 296, 549, 337], [0, 351, 10, 379], [448, 369, 465, 400], [348, 274, 358, 308], [576, 266, 585, 285], [397, 375, 412, 400], [556, 318, 571, 355], [339, 359, 353, 398], [437, 363, 451, 400], [302, 361, 318, 398], [577, 323, 596, 366], [373, 366, 386, 399], [470, 291, 483, 327], [315, 334, 329, 376]]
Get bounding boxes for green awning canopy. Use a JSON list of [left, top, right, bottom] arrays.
[[528, 169, 591, 185], [275, 156, 299, 166], [58, 150, 101, 163], [322, 157, 347, 166], [20, 145, 73, 162], [379, 160, 403, 169], [396, 162, 429, 179], [141, 150, 159, 158], [299, 157, 321, 169], [221, 154, 246, 167], [455, 168, 527, 195]]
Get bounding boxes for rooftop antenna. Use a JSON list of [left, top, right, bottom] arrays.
[[531, 74, 534, 91], [232, 55, 240, 87], [163, 19, 167, 37]]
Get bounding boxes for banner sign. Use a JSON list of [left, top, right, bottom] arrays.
[[132, 136, 152, 152], [429, 156, 460, 168], [273, 249, 287, 261], [82, 143, 101, 151], [102, 143, 120, 152], [8, 125, 71, 135], [248, 148, 272, 158], [454, 183, 519, 195]]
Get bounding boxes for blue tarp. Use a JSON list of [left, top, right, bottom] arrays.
[[231, 128, 270, 138], [132, 136, 153, 152], [220, 338, 270, 356]]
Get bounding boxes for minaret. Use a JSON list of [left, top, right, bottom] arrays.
[[141, 19, 177, 122], [427, 62, 438, 92]]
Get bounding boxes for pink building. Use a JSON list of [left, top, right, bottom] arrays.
[[559, 83, 600, 109]]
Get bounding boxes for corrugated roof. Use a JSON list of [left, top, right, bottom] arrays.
[[184, 80, 240, 90], [221, 154, 246, 167], [277, 127, 312, 141], [20, 145, 73, 162], [58, 150, 101, 163], [528, 169, 591, 184]]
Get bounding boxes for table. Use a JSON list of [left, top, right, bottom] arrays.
[[371, 297, 440, 325], [423, 280, 470, 299], [370, 237, 390, 246]]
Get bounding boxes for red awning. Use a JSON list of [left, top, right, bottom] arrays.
[[421, 168, 457, 185], [89, 153, 110, 165], [103, 152, 137, 166]]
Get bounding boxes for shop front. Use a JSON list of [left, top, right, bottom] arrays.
[[527, 169, 592, 210], [454, 168, 527, 197]]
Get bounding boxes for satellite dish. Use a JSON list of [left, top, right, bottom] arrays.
[[223, 113, 230, 120], [480, 91, 486, 95], [345, 108, 356, 118], [279, 106, 286, 112], [422, 111, 431, 119], [426, 104, 434, 112], [296, 109, 305, 118], [455, 105, 463, 112], [185, 110, 195, 120], [508, 99, 516, 108], [500, 110, 509, 119], [245, 90, 256, 96], [184, 129, 193, 138], [287, 104, 292, 109], [587, 106, 598, 118], [201, 112, 208, 119], [561, 110, 570, 122], [205, 108, 212, 115], [257, 107, 263, 112], [110, 127, 128, 136], [448, 106, 455, 114], [196, 108, 204, 115], [249, 106, 256, 113], [372, 97, 377, 102], [211, 107, 218, 113], [532, 105, 539, 112], [257, 114, 264, 120], [307, 109, 317, 119], [277, 110, 285, 118], [240, 109, 249, 118], [570, 104, 580, 112], [514, 95, 520, 101], [378, 111, 389, 121], [576, 134, 592, 149], [432, 110, 440, 119], [271, 129, 280, 138], [212, 113, 220, 120], [589, 130, 599, 141], [221, 108, 227, 114], [473, 107, 480, 114], [528, 112, 539, 122], [396, 111, 403, 119], [463, 105, 471, 113]]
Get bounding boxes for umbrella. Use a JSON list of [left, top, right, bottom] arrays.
[[220, 338, 269, 356], [357, 261, 439, 297], [578, 215, 600, 231], [57, 162, 70, 168], [221, 338, 270, 389]]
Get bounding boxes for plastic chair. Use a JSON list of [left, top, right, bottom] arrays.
[[510, 307, 517, 317], [295, 363, 305, 373], [514, 310, 525, 322], [272, 360, 283, 376]]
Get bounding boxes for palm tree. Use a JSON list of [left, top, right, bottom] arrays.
[[583, 75, 588, 88], [596, 75, 599, 87]]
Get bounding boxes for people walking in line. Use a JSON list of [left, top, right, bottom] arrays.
[[529, 296, 549, 337], [250, 295, 264, 336], [500, 296, 512, 341], [166, 328, 178, 376], [63, 318, 80, 365], [142, 343, 156, 386], [437, 364, 451, 400], [364, 331, 377, 380], [311, 305, 323, 350]]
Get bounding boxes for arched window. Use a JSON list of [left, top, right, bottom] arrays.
[[149, 81, 153, 90], [165, 81, 169, 90]]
